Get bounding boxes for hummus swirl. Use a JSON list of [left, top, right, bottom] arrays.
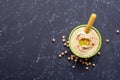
[[69, 27, 100, 57]]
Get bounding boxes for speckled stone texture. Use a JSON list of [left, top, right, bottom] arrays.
[[0, 0, 120, 80]]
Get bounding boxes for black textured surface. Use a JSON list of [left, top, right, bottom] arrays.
[[0, 0, 120, 80]]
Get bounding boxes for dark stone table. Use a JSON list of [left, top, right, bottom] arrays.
[[0, 0, 120, 80]]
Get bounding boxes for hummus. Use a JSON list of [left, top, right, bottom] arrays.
[[69, 25, 102, 58]]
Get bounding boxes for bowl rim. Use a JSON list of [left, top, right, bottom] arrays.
[[68, 24, 102, 58]]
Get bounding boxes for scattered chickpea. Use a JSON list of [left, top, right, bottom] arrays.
[[52, 38, 55, 42], [64, 43, 67, 47], [67, 57, 71, 60], [79, 59, 82, 62], [106, 39, 110, 43], [59, 54, 62, 58], [85, 58, 88, 61], [88, 62, 91, 66], [71, 55, 74, 58], [62, 39, 66, 42], [116, 29, 120, 34], [97, 52, 101, 55], [75, 56, 78, 60], [92, 63, 96, 67], [62, 35, 65, 39], [85, 67, 89, 70], [64, 50, 68, 54], [82, 61, 85, 64], [85, 62, 88, 65], [66, 45, 69, 48], [71, 57, 74, 60], [72, 65, 75, 69], [86, 63, 89, 66], [61, 52, 64, 56], [74, 59, 78, 62], [73, 55, 76, 58]]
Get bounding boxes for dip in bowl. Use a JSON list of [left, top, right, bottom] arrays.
[[68, 25, 102, 58]]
